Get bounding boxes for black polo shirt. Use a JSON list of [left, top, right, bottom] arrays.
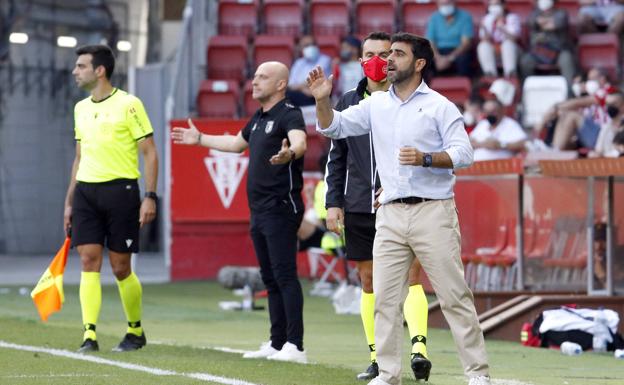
[[241, 98, 306, 213]]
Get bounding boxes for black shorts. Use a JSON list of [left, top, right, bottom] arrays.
[[344, 212, 376, 261], [71, 179, 141, 253]]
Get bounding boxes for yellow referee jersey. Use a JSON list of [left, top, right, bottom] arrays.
[[74, 88, 153, 183]]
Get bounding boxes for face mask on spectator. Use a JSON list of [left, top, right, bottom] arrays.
[[439, 5, 455, 17], [302, 45, 320, 61], [340, 49, 352, 61], [585, 80, 600, 96], [488, 4, 504, 17], [362, 56, 388, 82], [571, 83, 583, 97], [537, 0, 554, 11], [607, 105, 620, 119], [486, 114, 498, 125], [463, 111, 476, 126]]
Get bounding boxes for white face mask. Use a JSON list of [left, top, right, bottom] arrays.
[[439, 5, 455, 17], [571, 83, 582, 97], [488, 4, 504, 17], [585, 80, 600, 96], [302, 45, 320, 61], [463, 112, 475, 126], [537, 0, 553, 11]]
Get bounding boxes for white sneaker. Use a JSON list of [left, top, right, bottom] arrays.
[[242, 341, 279, 359], [267, 342, 307, 363], [468, 375, 491, 385]]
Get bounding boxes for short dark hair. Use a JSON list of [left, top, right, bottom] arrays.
[[75, 44, 115, 79], [363, 31, 391, 44], [390, 32, 434, 75]]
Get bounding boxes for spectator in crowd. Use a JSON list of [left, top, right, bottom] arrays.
[[578, 0, 624, 35], [426, 0, 474, 76], [519, 0, 576, 85], [477, 0, 522, 77], [333, 35, 363, 96], [463, 95, 484, 134], [288, 35, 332, 107], [470, 98, 527, 160], [591, 91, 624, 157], [613, 130, 624, 156], [548, 68, 614, 150]]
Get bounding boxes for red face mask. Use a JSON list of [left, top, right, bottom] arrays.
[[361, 55, 388, 82]]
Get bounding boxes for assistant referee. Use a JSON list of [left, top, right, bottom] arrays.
[[64, 45, 159, 353]]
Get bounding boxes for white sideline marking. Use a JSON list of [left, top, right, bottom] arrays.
[[0, 340, 260, 385]]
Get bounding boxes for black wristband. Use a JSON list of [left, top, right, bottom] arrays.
[[422, 153, 433, 168], [144, 191, 158, 201]]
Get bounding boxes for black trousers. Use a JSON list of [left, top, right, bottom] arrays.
[[250, 205, 304, 350]]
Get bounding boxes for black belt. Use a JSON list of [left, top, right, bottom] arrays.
[[389, 196, 433, 204]]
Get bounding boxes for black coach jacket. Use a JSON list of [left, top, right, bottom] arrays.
[[325, 77, 381, 214]]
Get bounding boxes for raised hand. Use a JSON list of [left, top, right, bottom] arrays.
[[171, 118, 201, 145], [269, 138, 294, 165], [306, 65, 333, 100]]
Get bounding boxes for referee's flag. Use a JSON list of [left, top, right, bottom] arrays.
[[31, 237, 70, 321]]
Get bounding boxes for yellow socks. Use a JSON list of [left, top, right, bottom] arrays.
[[404, 284, 428, 358], [80, 272, 101, 341], [360, 290, 376, 362], [116, 272, 143, 336]]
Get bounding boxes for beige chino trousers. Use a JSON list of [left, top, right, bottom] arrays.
[[372, 199, 489, 385]]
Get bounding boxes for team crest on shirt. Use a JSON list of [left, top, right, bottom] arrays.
[[251, 122, 257, 131], [265, 121, 274, 134]]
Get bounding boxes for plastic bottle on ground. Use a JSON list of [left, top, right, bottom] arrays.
[[560, 341, 583, 356]]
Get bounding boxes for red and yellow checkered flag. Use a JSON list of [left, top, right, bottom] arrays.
[[30, 237, 70, 321]]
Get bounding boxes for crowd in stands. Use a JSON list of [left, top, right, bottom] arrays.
[[201, 0, 624, 169]]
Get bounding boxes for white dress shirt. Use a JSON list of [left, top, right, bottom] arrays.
[[470, 116, 527, 161], [317, 81, 473, 204]]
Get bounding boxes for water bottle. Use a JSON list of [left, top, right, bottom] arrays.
[[615, 349, 624, 359], [560, 341, 583, 356]]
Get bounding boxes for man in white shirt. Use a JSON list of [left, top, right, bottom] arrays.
[[307, 32, 490, 385], [470, 98, 527, 161]]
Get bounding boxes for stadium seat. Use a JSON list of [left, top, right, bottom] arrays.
[[242, 80, 260, 117], [505, 0, 533, 20], [304, 133, 329, 172], [253, 35, 296, 68], [263, 0, 303, 36], [521, 75, 568, 128], [578, 33, 621, 82], [429, 76, 471, 106], [557, 0, 580, 26], [206, 35, 248, 82], [218, 0, 258, 37], [197, 80, 240, 118], [355, 0, 396, 34], [310, 0, 351, 37], [402, 0, 437, 36], [315, 34, 341, 58]]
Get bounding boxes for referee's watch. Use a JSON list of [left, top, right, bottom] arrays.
[[422, 153, 433, 168], [144, 191, 158, 201]]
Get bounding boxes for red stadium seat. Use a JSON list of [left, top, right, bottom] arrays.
[[207, 35, 248, 82], [197, 80, 240, 118], [253, 35, 296, 68], [557, 0, 580, 26], [304, 134, 329, 172], [578, 33, 621, 82], [310, 0, 351, 37], [263, 0, 303, 36], [430, 76, 472, 106], [505, 0, 533, 20], [315, 35, 341, 58], [218, 0, 258, 37], [402, 0, 437, 36], [355, 0, 396, 34], [242, 80, 261, 117]]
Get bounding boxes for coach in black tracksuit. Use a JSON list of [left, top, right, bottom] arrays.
[[172, 62, 308, 363]]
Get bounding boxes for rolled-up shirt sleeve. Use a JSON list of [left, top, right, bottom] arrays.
[[316, 97, 372, 139], [439, 102, 474, 169]]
